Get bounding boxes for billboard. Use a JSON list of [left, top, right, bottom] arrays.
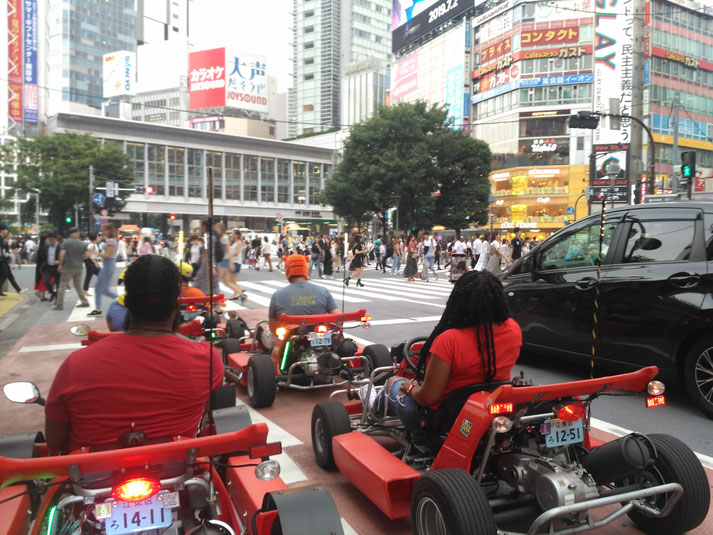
[[521, 27, 579, 47], [594, 0, 633, 145], [8, 0, 22, 122], [189, 48, 226, 109], [225, 51, 269, 113], [534, 0, 594, 22], [392, 0, 471, 52], [103, 51, 136, 98], [390, 52, 419, 100], [591, 143, 630, 202], [23, 0, 38, 123]]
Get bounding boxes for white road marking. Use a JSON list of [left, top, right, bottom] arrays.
[[66, 287, 121, 323], [341, 519, 359, 535], [228, 281, 273, 307], [19, 342, 83, 353], [316, 280, 445, 309], [356, 278, 451, 299], [0, 313, 19, 331], [262, 280, 370, 304]]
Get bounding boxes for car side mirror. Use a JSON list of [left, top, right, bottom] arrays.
[[3, 382, 42, 405]]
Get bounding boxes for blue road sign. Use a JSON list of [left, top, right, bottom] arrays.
[[566, 206, 575, 215], [92, 192, 106, 206]]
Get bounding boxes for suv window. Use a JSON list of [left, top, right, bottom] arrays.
[[623, 217, 695, 263], [539, 218, 619, 271]]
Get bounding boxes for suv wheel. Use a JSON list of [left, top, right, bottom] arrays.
[[683, 334, 713, 418]]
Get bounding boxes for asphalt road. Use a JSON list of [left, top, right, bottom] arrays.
[[2, 260, 712, 461]]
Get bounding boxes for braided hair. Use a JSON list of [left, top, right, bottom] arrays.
[[416, 270, 511, 382]]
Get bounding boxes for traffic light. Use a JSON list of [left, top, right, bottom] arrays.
[[65, 216, 72, 223], [145, 186, 155, 194], [568, 112, 600, 130], [681, 151, 696, 182], [169, 213, 176, 221]]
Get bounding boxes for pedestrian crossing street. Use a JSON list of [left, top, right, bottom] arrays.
[[223, 273, 455, 310]]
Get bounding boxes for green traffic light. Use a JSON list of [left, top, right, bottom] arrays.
[[65, 217, 72, 223], [682, 165, 692, 178]]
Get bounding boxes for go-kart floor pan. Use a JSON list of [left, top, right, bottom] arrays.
[[332, 431, 420, 520]]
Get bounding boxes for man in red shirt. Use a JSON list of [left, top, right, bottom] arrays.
[[378, 270, 521, 444], [45, 255, 224, 454]]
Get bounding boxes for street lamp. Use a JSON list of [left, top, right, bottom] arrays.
[[488, 193, 496, 232]]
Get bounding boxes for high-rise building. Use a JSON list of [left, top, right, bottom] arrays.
[[136, 0, 189, 45], [289, 0, 392, 138], [46, 0, 136, 114]]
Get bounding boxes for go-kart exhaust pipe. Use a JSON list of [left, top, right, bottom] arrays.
[[582, 433, 656, 485]]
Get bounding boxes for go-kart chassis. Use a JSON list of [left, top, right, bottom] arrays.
[[277, 354, 371, 391]]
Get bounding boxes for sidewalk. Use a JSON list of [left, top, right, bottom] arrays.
[[0, 292, 24, 326]]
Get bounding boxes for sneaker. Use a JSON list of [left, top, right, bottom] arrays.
[[76, 303, 90, 308], [52, 305, 63, 311], [87, 309, 102, 316]]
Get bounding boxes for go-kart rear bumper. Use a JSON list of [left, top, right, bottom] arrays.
[[514, 482, 683, 535]]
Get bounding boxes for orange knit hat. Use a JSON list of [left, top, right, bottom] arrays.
[[285, 254, 309, 281]]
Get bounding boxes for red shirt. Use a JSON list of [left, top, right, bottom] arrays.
[[428, 318, 522, 408], [45, 333, 224, 451]]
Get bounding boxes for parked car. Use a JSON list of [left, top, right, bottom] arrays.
[[500, 202, 713, 418]]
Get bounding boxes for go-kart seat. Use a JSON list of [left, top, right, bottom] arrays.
[[424, 381, 511, 436]]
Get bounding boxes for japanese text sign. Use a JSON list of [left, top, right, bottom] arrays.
[[521, 27, 579, 47]]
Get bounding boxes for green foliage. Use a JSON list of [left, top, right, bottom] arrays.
[[322, 102, 491, 233], [0, 133, 134, 232]]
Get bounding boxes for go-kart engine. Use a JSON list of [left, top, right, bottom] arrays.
[[301, 351, 341, 377], [498, 454, 598, 510]]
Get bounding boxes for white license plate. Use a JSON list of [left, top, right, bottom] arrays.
[[99, 492, 174, 535], [310, 332, 332, 347], [543, 418, 584, 448]]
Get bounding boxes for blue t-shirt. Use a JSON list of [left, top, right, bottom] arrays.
[[106, 301, 128, 332], [269, 281, 338, 321]]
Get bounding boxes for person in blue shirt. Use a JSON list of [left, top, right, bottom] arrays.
[[106, 269, 128, 332]]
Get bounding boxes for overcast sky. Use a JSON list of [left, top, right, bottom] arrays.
[[190, 0, 293, 92]]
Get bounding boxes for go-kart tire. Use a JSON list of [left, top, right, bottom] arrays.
[[247, 354, 276, 408], [222, 338, 242, 364], [363, 344, 393, 386], [683, 334, 713, 418], [311, 401, 351, 470], [625, 434, 710, 535], [226, 318, 247, 340], [411, 469, 496, 535]]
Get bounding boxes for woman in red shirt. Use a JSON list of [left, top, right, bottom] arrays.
[[383, 270, 522, 443]]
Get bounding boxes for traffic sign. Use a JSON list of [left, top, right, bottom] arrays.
[[92, 193, 106, 207], [275, 212, 283, 221], [106, 181, 116, 198], [566, 207, 575, 216], [100, 209, 108, 216]]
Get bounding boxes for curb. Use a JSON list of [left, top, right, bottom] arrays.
[[0, 293, 28, 331]]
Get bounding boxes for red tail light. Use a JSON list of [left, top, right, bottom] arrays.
[[315, 324, 329, 334], [360, 316, 372, 322], [556, 402, 586, 422], [187, 304, 197, 312], [249, 442, 283, 459], [646, 395, 666, 408], [489, 402, 513, 415], [112, 477, 160, 502]]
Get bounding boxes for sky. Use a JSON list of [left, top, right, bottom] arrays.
[[190, 0, 293, 93]]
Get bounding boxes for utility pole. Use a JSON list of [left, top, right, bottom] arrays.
[[630, 0, 645, 201], [88, 165, 94, 231], [672, 93, 680, 194]]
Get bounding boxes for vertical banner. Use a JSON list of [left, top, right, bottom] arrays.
[[8, 0, 23, 122], [23, 0, 38, 123], [593, 0, 634, 145]]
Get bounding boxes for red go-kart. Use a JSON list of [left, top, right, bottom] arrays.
[[223, 309, 393, 408], [310, 338, 709, 535], [0, 381, 344, 535]]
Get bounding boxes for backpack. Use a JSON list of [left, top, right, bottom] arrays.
[[212, 233, 225, 263]]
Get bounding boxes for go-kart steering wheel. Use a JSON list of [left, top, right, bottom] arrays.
[[403, 336, 429, 372]]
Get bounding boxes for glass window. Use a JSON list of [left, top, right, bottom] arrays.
[[623, 216, 696, 263], [277, 159, 290, 203], [309, 163, 321, 204], [167, 147, 184, 196], [261, 157, 275, 203], [125, 142, 144, 186], [539, 219, 619, 270], [293, 161, 306, 204], [225, 153, 241, 201], [244, 155, 259, 201], [206, 151, 222, 200], [147, 144, 165, 195], [187, 148, 203, 198]]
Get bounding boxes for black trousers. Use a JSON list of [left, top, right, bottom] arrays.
[[43, 265, 59, 298], [0, 261, 21, 293], [83, 259, 99, 291]]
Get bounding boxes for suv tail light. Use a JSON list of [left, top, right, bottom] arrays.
[[112, 477, 161, 502], [555, 402, 586, 422]]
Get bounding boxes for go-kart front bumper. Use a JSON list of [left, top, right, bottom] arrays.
[[278, 355, 371, 391]]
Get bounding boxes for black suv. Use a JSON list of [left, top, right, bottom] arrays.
[[500, 202, 713, 417]]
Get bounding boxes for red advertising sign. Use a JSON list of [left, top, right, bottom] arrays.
[[189, 48, 226, 110], [651, 47, 713, 72], [8, 0, 22, 121], [480, 38, 512, 64], [521, 27, 579, 47]]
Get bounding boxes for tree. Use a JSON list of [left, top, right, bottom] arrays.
[[0, 133, 134, 232], [322, 101, 491, 235]]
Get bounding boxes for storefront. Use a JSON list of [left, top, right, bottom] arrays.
[[490, 165, 589, 239]]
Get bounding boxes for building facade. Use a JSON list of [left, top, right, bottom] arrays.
[[50, 113, 335, 232], [289, 0, 392, 137]]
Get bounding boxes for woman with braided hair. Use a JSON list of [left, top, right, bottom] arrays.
[[380, 270, 522, 443]]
